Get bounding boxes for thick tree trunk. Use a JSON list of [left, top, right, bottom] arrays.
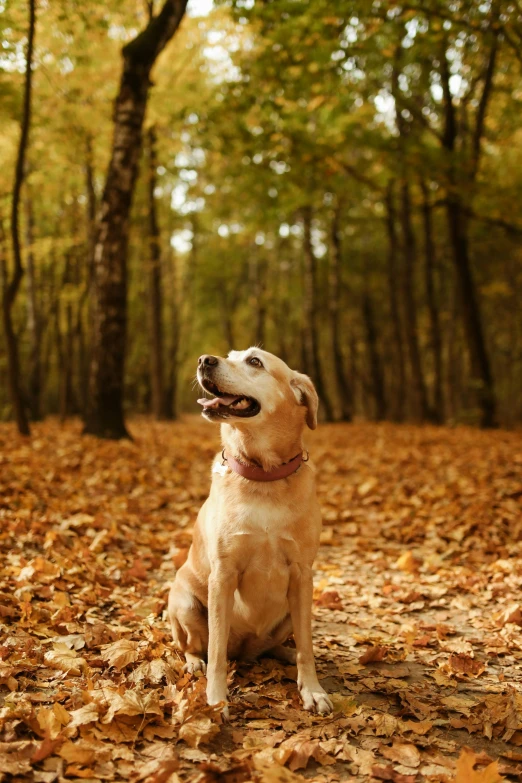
[[146, 126, 168, 420], [440, 41, 497, 427], [385, 183, 406, 422], [362, 289, 386, 421], [77, 138, 97, 413], [399, 179, 431, 421], [164, 246, 178, 420], [84, 0, 188, 439], [301, 206, 334, 421], [445, 197, 496, 426], [24, 191, 41, 420], [329, 204, 352, 421], [3, 0, 35, 436], [420, 180, 444, 423]]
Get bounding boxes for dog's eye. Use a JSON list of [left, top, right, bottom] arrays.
[[247, 356, 263, 368]]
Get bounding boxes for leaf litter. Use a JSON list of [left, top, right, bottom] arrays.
[[1, 417, 522, 781]]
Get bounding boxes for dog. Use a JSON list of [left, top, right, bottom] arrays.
[[168, 348, 332, 717]]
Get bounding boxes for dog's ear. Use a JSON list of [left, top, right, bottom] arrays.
[[290, 372, 319, 430]]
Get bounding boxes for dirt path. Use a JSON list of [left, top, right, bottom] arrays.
[[1, 418, 521, 782]]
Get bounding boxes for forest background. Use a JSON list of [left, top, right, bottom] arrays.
[[1, 0, 522, 437]]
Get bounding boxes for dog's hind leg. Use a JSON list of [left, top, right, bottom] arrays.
[[168, 580, 208, 674]]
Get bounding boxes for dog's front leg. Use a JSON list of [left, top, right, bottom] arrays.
[[206, 564, 237, 718], [288, 564, 333, 714]]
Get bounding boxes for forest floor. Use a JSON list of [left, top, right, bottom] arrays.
[[1, 417, 522, 783]]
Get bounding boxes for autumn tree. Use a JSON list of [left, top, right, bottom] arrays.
[[2, 0, 36, 436], [84, 0, 188, 439]]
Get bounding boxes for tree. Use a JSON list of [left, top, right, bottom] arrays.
[[2, 0, 36, 437], [84, 0, 188, 439]]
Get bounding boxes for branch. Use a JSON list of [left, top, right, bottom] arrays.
[[471, 33, 498, 180], [339, 161, 383, 194], [123, 0, 189, 68]]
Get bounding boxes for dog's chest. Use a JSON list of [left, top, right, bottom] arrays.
[[224, 499, 300, 565]]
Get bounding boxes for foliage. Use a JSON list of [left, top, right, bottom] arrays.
[[0, 0, 522, 425], [1, 417, 522, 779]]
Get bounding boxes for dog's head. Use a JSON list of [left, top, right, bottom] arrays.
[[196, 348, 318, 431]]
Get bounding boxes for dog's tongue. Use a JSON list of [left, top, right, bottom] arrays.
[[197, 395, 241, 409]]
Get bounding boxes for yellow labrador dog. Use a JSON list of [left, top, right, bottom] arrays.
[[168, 348, 332, 717]]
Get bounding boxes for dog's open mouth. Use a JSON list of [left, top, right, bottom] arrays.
[[197, 379, 261, 419]]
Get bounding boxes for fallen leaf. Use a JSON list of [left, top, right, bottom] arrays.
[[178, 716, 220, 748], [100, 639, 141, 669], [453, 747, 504, 782], [396, 551, 422, 573], [359, 645, 388, 665], [44, 646, 86, 676], [381, 742, 421, 768]]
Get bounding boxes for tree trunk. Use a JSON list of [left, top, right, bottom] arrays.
[[3, 0, 35, 436], [84, 0, 188, 439], [420, 179, 444, 423], [385, 183, 406, 422], [76, 138, 97, 413], [445, 197, 496, 426], [146, 126, 168, 419], [329, 204, 352, 421], [440, 41, 497, 427], [24, 190, 42, 420], [399, 179, 431, 421], [362, 288, 386, 421], [253, 253, 267, 347], [301, 206, 334, 421]]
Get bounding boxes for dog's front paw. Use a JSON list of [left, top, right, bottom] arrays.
[[300, 685, 333, 714], [207, 687, 230, 721]]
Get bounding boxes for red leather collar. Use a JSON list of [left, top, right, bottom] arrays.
[[222, 450, 306, 482]]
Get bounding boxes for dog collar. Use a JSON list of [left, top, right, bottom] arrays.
[[221, 450, 308, 482]]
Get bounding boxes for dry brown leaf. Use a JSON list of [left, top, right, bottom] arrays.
[[359, 645, 388, 665], [37, 703, 70, 739], [315, 588, 343, 609], [67, 703, 99, 729], [99, 688, 162, 723], [448, 654, 485, 678], [44, 646, 86, 676], [178, 716, 220, 748], [100, 639, 141, 669], [381, 741, 421, 768], [396, 551, 422, 573], [129, 658, 177, 684], [453, 748, 505, 783], [400, 719, 433, 735]]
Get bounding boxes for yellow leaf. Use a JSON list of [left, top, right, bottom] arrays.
[[100, 639, 141, 669], [453, 748, 504, 783], [44, 645, 86, 676]]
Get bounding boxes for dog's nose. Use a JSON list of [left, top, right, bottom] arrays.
[[198, 354, 218, 368]]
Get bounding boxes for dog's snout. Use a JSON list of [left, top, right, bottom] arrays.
[[198, 354, 218, 368]]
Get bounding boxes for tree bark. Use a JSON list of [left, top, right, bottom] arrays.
[[440, 41, 497, 427], [84, 0, 188, 439], [24, 190, 41, 420], [385, 183, 406, 422], [329, 204, 352, 421], [399, 179, 431, 421], [301, 206, 334, 421], [420, 179, 444, 423], [362, 288, 386, 421], [76, 137, 97, 413], [146, 126, 168, 419], [3, 0, 35, 436]]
